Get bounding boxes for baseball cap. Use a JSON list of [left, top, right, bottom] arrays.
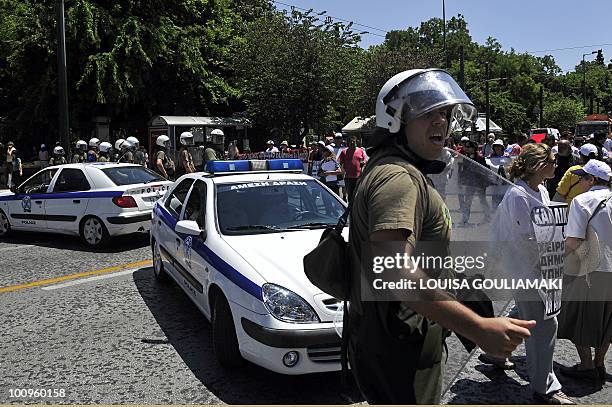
[[571, 159, 612, 182], [325, 145, 334, 154], [460, 136, 470, 142], [267, 140, 274, 145], [492, 139, 504, 147], [579, 143, 598, 157], [280, 140, 288, 146], [317, 141, 326, 147], [334, 132, 343, 139]]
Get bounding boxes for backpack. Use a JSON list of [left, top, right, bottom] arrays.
[[86, 151, 97, 162]]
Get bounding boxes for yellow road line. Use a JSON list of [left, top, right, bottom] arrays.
[[0, 259, 152, 294]]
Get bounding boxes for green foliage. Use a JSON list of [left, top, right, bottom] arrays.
[[233, 8, 362, 141], [1, 2, 612, 145], [543, 95, 585, 132]]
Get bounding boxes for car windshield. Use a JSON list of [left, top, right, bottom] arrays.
[[102, 167, 164, 186], [216, 179, 346, 235], [575, 123, 609, 137]]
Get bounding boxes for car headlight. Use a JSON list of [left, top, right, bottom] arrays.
[[262, 283, 320, 323]]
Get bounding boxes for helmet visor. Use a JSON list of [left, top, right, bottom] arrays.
[[388, 70, 477, 127]]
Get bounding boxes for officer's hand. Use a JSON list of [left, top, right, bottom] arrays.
[[475, 317, 535, 358]]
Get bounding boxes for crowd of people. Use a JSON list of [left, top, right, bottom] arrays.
[[337, 68, 612, 405]]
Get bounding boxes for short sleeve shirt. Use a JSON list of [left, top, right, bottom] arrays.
[[338, 147, 367, 178], [556, 164, 587, 203], [566, 186, 612, 272], [349, 147, 452, 324]]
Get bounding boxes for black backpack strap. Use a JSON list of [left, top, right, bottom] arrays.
[[588, 195, 612, 223]]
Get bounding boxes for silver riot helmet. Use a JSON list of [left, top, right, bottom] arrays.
[[119, 139, 133, 151], [114, 138, 126, 151], [126, 136, 139, 149], [211, 128, 224, 136], [89, 137, 100, 149], [180, 131, 194, 146], [156, 135, 170, 148], [76, 140, 88, 151], [376, 69, 476, 135], [53, 146, 65, 155], [99, 141, 112, 153]]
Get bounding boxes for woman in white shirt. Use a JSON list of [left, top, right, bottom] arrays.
[[318, 145, 342, 195], [493, 143, 574, 404], [558, 159, 612, 381]]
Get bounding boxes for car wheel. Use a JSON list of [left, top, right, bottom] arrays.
[[152, 240, 170, 283], [79, 216, 109, 248], [0, 210, 11, 237], [212, 293, 244, 367]]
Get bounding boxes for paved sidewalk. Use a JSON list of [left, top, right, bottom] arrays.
[[442, 337, 611, 404]]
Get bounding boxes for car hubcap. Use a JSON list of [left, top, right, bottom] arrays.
[[154, 244, 162, 275], [0, 213, 8, 235], [84, 219, 102, 245]]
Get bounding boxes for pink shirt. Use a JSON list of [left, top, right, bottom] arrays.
[[338, 147, 367, 178]]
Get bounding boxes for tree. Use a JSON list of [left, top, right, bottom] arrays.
[[233, 8, 363, 144], [542, 95, 584, 132], [0, 0, 249, 141]]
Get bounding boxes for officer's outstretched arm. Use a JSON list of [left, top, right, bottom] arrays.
[[370, 229, 535, 359]]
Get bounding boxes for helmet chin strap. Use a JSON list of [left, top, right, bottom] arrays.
[[393, 134, 447, 175]]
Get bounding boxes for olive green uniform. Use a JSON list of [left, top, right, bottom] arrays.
[[348, 140, 452, 404]]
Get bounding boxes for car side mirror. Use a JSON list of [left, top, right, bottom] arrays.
[[175, 220, 203, 237]]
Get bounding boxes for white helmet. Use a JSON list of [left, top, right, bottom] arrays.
[[76, 140, 88, 151], [40, 144, 46, 149], [156, 135, 170, 148], [180, 131, 194, 146], [53, 146, 65, 155], [99, 142, 112, 153], [119, 139, 133, 150], [375, 68, 476, 134], [211, 128, 224, 136], [126, 136, 139, 149], [89, 138, 100, 148], [114, 138, 125, 150]]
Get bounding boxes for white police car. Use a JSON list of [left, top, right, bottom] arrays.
[[150, 159, 347, 374], [0, 163, 173, 247]]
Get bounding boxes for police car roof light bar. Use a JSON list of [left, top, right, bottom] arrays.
[[205, 159, 303, 174]]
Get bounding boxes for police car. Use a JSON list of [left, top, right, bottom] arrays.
[[150, 159, 347, 374], [0, 163, 173, 247]]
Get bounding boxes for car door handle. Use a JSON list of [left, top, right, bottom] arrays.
[[72, 200, 80, 204], [34, 200, 43, 205]]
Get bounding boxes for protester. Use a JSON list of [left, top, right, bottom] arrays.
[[280, 140, 291, 154], [487, 139, 510, 209], [265, 140, 279, 154], [497, 143, 574, 404], [338, 135, 367, 202], [506, 133, 528, 156], [558, 160, 612, 382], [547, 140, 575, 199], [333, 133, 345, 156], [318, 145, 341, 194], [482, 133, 495, 157], [347, 69, 534, 404], [555, 143, 598, 204], [457, 141, 491, 224]]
